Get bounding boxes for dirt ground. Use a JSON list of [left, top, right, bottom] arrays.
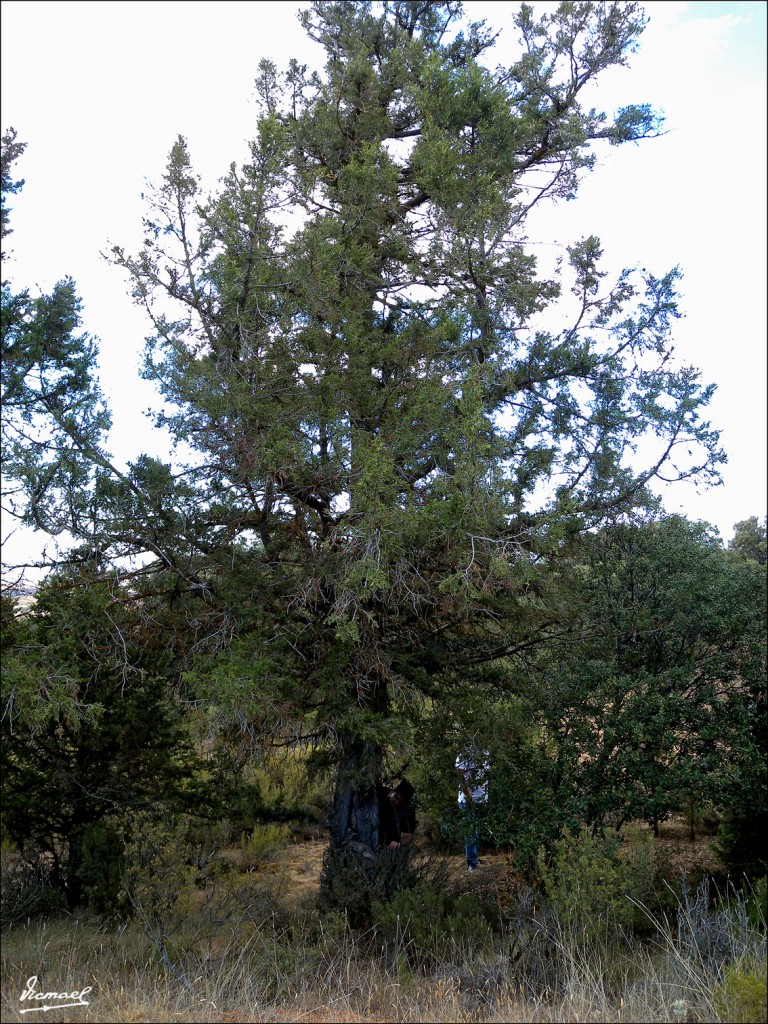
[[262, 812, 723, 916]]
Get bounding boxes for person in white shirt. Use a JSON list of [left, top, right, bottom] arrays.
[[456, 748, 489, 871]]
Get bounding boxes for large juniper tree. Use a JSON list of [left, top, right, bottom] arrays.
[[6, 3, 724, 908]]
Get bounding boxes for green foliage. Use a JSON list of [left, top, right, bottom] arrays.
[[76, 820, 126, 916], [119, 812, 201, 978], [247, 750, 332, 823], [747, 877, 768, 932], [407, 691, 564, 869], [319, 841, 421, 928], [0, 569, 207, 912], [372, 882, 492, 965], [501, 516, 768, 857], [120, 812, 198, 923], [482, 725, 564, 872], [184, 743, 265, 835], [1, 127, 25, 243], [2, 3, 733, 917], [715, 808, 768, 882], [240, 822, 292, 869], [118, 810, 274, 983], [712, 959, 768, 1023], [729, 515, 767, 566], [1, 130, 112, 536], [539, 824, 659, 940], [111, 5, 721, 756]]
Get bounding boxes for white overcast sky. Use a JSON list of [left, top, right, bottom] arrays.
[[1, 0, 766, 571]]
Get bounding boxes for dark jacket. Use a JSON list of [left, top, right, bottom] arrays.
[[377, 784, 416, 846]]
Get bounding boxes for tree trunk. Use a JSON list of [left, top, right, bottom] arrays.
[[321, 737, 414, 923], [328, 740, 382, 853]]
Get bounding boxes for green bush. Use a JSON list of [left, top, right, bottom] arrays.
[[712, 959, 768, 1023], [540, 824, 658, 940], [120, 813, 197, 931], [240, 822, 292, 869], [319, 841, 419, 927], [78, 820, 126, 915], [372, 882, 492, 964], [118, 811, 273, 980], [248, 751, 331, 823]]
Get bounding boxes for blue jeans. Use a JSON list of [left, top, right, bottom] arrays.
[[462, 805, 480, 867]]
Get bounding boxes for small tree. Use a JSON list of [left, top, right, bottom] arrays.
[[0, 566, 201, 912], [729, 516, 767, 567], [503, 517, 767, 851]]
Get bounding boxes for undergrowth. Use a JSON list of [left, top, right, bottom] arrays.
[[2, 858, 764, 1023], [2, 814, 765, 1022]]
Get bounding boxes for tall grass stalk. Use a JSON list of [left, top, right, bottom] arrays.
[[627, 875, 767, 1024], [2, 877, 765, 1023]]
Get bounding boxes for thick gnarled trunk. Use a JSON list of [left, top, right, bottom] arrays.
[[328, 740, 383, 853], [321, 737, 414, 922]]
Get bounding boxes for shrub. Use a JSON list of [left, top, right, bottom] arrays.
[[1, 573, 207, 914], [372, 882, 492, 965], [319, 841, 419, 927], [540, 824, 658, 940], [240, 822, 292, 869], [716, 805, 768, 880], [77, 819, 126, 915], [248, 751, 331, 823], [119, 811, 273, 982], [120, 813, 197, 942], [712, 959, 768, 1024], [0, 841, 67, 924]]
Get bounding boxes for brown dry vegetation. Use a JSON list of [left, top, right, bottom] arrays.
[[4, 815, 765, 1024], [270, 817, 725, 918]]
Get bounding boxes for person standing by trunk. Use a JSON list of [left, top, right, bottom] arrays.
[[378, 778, 416, 850]]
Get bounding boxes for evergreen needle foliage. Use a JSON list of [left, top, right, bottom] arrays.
[[2, 3, 735, 914]]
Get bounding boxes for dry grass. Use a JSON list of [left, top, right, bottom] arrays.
[[2, 906, 760, 1024], [2, 828, 764, 1024]]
